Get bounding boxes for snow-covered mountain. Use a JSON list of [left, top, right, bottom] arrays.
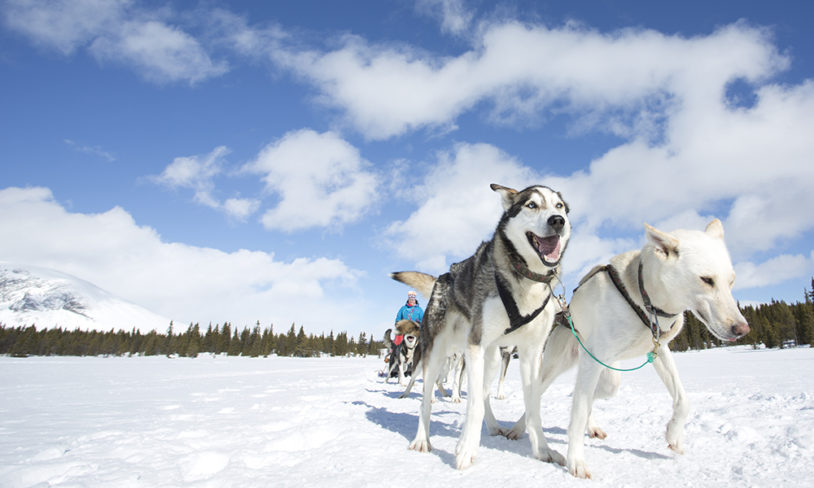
[[0, 262, 172, 332]]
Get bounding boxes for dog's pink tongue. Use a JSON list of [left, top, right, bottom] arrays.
[[537, 235, 560, 261], [545, 237, 561, 261]]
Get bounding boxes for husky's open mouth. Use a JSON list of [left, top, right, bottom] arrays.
[[527, 232, 562, 266]]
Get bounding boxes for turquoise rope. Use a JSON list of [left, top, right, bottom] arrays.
[[566, 313, 655, 372]]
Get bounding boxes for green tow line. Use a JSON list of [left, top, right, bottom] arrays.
[[566, 311, 656, 372]]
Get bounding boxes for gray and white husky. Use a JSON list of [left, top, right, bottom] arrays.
[[392, 183, 571, 470], [502, 219, 750, 478]]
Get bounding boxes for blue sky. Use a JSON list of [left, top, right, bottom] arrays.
[[1, 0, 813, 338]]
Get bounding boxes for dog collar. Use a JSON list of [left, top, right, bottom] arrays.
[[509, 253, 557, 283]]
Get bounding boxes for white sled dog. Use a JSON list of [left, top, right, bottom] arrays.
[[504, 219, 749, 478], [392, 183, 571, 469]]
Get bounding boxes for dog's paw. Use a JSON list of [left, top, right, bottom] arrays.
[[455, 450, 476, 470], [450, 395, 462, 403], [568, 459, 592, 479], [536, 448, 566, 466], [505, 424, 524, 440], [588, 426, 607, 440], [409, 438, 431, 453], [665, 421, 685, 454]]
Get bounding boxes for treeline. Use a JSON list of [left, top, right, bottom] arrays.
[[2, 280, 813, 358], [0, 321, 386, 358], [669, 279, 814, 351]]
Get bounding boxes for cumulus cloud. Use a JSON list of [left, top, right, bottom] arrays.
[[360, 19, 812, 285], [734, 254, 814, 291], [266, 21, 785, 140], [151, 146, 259, 221], [0, 186, 364, 330], [243, 129, 379, 232], [88, 20, 228, 84], [383, 143, 538, 271], [2, 0, 226, 84]]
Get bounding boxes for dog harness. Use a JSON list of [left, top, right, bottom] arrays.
[[571, 261, 679, 336], [496, 254, 556, 335], [559, 260, 682, 372]]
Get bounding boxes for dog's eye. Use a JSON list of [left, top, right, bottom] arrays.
[[526, 201, 537, 209], [555, 202, 564, 209], [700, 276, 715, 287]]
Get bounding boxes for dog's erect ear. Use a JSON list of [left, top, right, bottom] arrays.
[[644, 223, 679, 258], [490, 183, 517, 211], [705, 219, 724, 240]]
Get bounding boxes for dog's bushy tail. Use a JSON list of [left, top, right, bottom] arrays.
[[383, 328, 393, 350], [390, 271, 436, 299]]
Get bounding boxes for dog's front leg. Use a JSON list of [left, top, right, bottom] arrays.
[[519, 343, 565, 465], [567, 355, 604, 479], [456, 344, 485, 470], [651, 344, 689, 454]]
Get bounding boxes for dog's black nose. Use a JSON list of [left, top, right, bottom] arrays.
[[548, 215, 565, 232]]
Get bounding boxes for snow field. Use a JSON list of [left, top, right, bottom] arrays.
[[0, 347, 811, 487]]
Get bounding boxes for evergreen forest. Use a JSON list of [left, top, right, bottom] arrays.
[[2, 279, 813, 358]]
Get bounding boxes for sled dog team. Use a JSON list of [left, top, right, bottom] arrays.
[[390, 183, 749, 479]]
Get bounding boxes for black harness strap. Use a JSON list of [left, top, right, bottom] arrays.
[[496, 260, 557, 335], [559, 262, 679, 338], [604, 263, 678, 335]]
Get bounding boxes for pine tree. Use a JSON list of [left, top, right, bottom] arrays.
[[228, 328, 242, 356]]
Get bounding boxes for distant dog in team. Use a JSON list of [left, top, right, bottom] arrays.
[[383, 319, 421, 385], [501, 220, 749, 478], [392, 183, 571, 470]]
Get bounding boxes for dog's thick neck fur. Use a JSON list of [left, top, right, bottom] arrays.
[[617, 249, 685, 340]]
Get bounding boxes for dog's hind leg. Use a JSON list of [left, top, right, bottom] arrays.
[[651, 344, 689, 454], [495, 347, 512, 399], [451, 355, 465, 402], [482, 346, 505, 436]]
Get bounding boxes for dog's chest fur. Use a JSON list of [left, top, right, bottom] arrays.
[[427, 237, 555, 348]]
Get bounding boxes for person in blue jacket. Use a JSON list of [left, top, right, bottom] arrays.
[[394, 290, 423, 346]]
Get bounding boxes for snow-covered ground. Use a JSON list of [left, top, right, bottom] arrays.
[[0, 346, 811, 487]]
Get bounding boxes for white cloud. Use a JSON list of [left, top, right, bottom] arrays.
[[383, 143, 537, 272], [64, 139, 116, 162], [245, 14, 812, 294], [415, 0, 474, 36], [151, 146, 260, 222], [267, 21, 784, 140], [223, 198, 260, 222], [3, 0, 226, 84], [734, 254, 814, 290], [89, 20, 228, 84], [2, 0, 127, 55], [243, 129, 379, 232], [0, 186, 364, 331]]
